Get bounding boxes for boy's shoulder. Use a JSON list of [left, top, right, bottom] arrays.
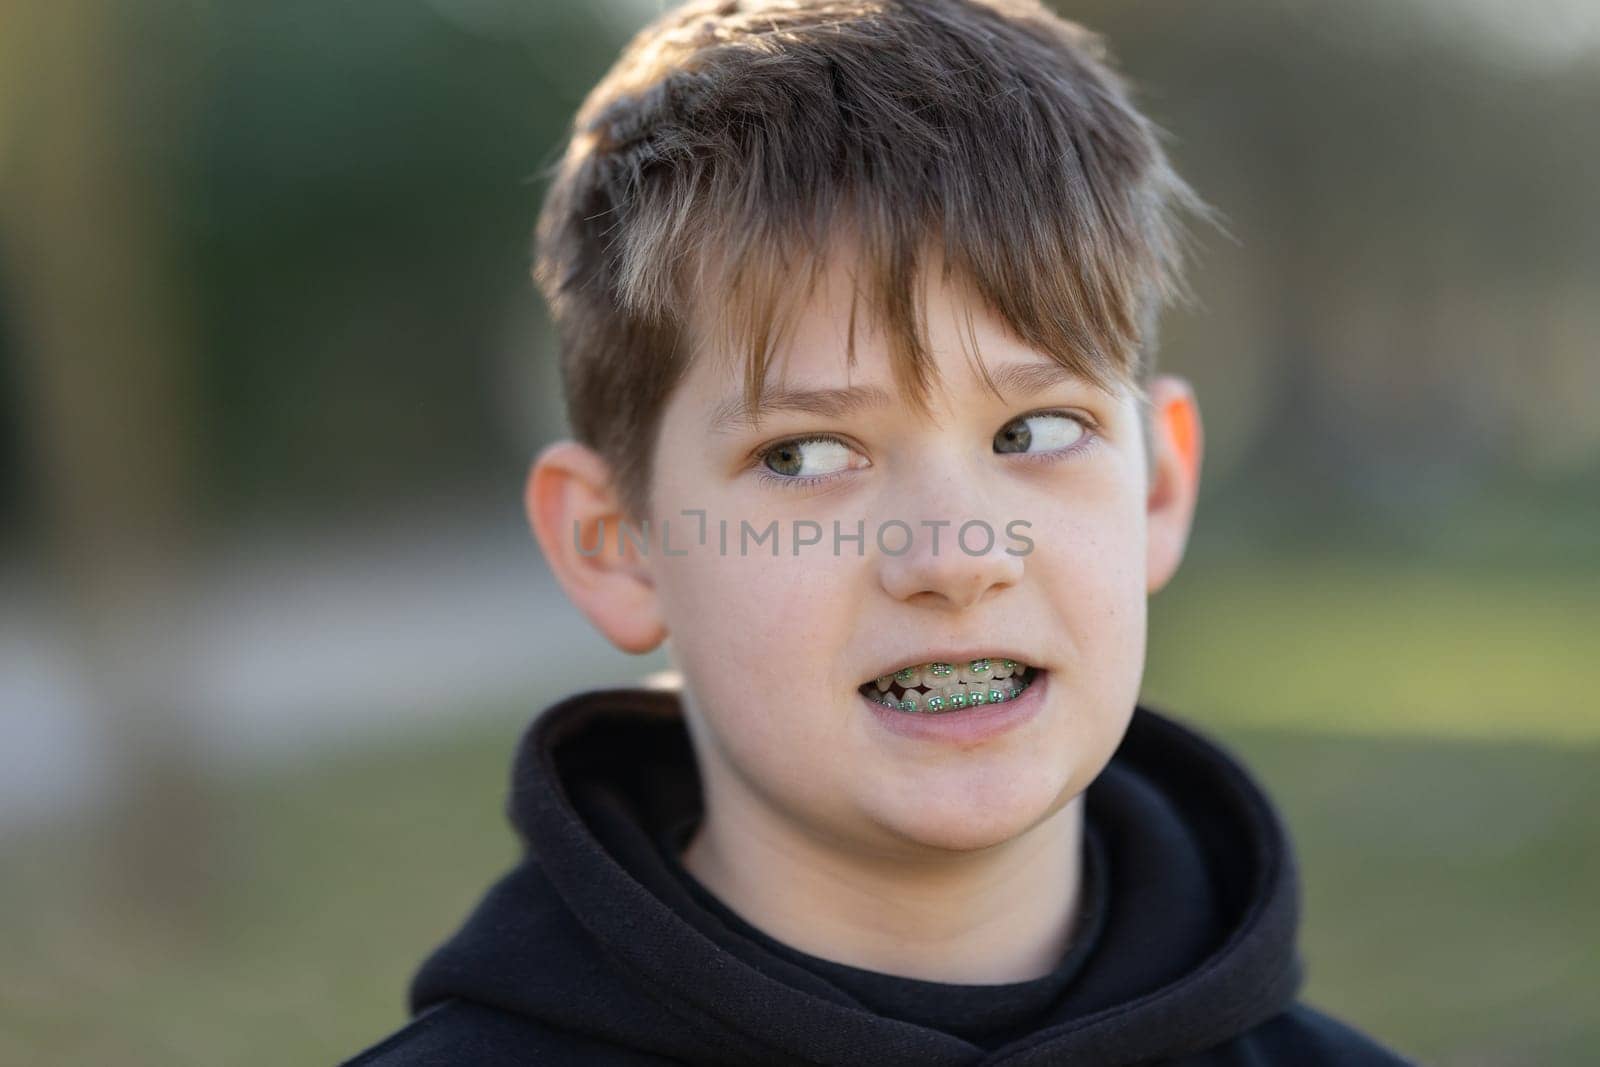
[[340, 996, 1419, 1067], [337, 997, 678, 1066], [1236, 1001, 1422, 1067]]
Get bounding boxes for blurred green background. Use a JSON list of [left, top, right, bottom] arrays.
[[1, 0, 1596, 1064]]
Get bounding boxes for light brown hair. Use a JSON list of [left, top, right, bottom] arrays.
[[534, 0, 1212, 521]]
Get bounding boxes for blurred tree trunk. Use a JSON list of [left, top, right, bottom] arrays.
[[0, 0, 218, 939]]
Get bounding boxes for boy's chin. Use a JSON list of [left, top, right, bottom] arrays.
[[865, 776, 1078, 854]]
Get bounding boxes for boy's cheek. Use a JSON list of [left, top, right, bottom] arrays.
[[658, 556, 847, 659]]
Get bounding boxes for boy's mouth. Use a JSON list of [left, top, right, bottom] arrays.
[[857, 657, 1039, 714]]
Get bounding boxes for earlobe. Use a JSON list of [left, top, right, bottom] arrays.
[[524, 441, 667, 654], [1144, 376, 1204, 595]]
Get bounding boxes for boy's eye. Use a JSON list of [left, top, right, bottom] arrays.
[[754, 411, 1092, 487], [994, 412, 1086, 454], [760, 435, 857, 478]]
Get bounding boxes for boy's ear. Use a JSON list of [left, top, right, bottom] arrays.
[[524, 441, 666, 654], [1144, 375, 1204, 595]]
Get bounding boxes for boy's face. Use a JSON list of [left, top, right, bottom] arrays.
[[532, 243, 1202, 857]]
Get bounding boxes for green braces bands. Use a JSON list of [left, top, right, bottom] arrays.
[[870, 660, 1033, 714]]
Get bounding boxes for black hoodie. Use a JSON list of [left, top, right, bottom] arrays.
[[342, 687, 1418, 1066]]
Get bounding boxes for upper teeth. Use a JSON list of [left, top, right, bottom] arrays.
[[872, 658, 1026, 691]]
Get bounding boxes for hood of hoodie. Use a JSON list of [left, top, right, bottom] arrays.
[[409, 686, 1307, 1066]]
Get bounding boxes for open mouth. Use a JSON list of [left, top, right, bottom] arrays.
[[858, 657, 1040, 715]]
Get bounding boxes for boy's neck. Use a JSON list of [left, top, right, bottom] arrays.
[[677, 770, 1088, 985]]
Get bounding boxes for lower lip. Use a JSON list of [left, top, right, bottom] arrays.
[[861, 669, 1049, 746]]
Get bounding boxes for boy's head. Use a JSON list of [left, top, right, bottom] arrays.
[[528, 0, 1208, 856]]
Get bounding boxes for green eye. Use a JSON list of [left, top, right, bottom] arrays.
[[761, 436, 855, 478], [995, 413, 1086, 455]]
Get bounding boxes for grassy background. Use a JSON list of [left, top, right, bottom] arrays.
[[2, 556, 1596, 1065]]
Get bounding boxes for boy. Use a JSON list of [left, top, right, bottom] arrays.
[[345, 1, 1416, 1063]]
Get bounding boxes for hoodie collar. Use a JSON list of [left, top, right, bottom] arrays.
[[412, 686, 1305, 1066]]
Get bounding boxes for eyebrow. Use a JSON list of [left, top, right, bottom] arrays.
[[708, 360, 1099, 434]]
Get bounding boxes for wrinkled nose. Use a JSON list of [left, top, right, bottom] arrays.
[[877, 515, 1024, 610]]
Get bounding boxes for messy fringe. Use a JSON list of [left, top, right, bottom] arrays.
[[534, 0, 1217, 520]]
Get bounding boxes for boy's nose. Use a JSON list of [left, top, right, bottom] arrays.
[[876, 514, 1024, 611]]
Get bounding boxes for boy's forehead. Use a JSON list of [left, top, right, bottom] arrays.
[[707, 350, 1120, 438], [680, 232, 1132, 433]]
